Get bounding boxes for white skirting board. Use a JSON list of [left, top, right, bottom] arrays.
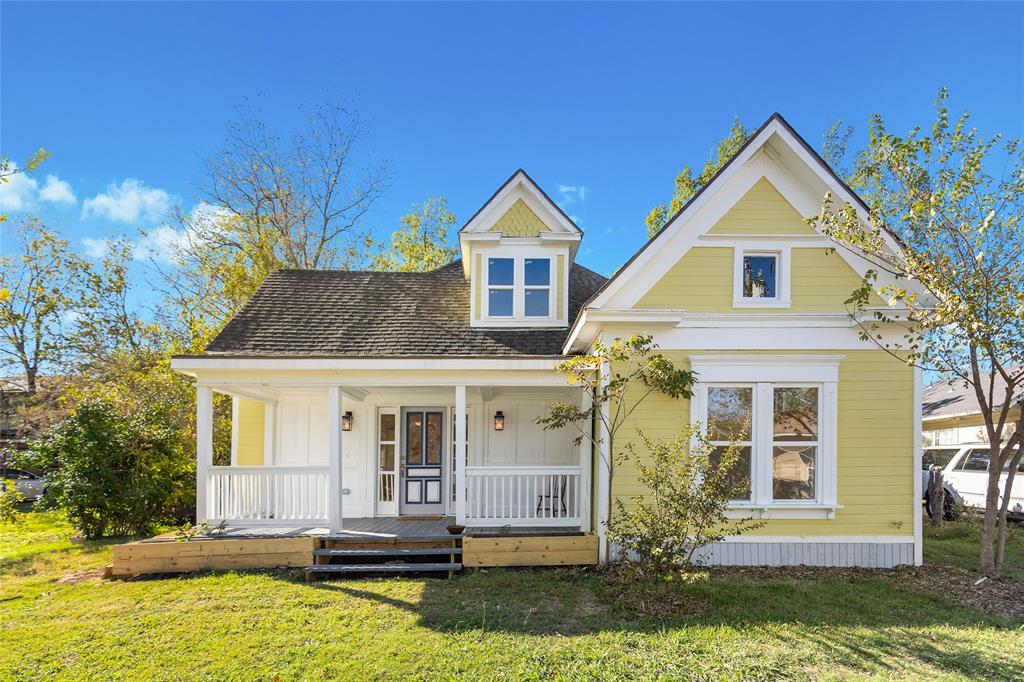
[[614, 540, 916, 568]]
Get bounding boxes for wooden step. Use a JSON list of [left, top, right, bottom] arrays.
[[314, 547, 462, 557], [304, 562, 461, 579], [324, 534, 459, 543]]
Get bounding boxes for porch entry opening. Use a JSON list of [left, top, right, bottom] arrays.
[[400, 408, 445, 515]]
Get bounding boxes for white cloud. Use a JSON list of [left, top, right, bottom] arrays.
[[38, 174, 77, 205], [132, 225, 190, 263], [81, 178, 172, 224], [0, 164, 77, 212], [81, 237, 111, 259], [556, 184, 588, 208]]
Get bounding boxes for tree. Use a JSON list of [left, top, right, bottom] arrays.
[[0, 218, 82, 393], [368, 197, 459, 272], [645, 119, 750, 237], [608, 426, 763, 578], [812, 88, 1024, 576], [537, 334, 695, 555]]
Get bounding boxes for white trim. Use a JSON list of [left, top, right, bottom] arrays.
[[724, 505, 842, 520], [196, 385, 213, 523], [913, 366, 924, 566], [263, 403, 274, 466], [579, 387, 593, 533], [327, 386, 344, 532], [597, 360, 611, 563], [720, 535, 914, 544], [732, 245, 791, 308], [230, 396, 240, 466], [455, 385, 467, 525], [689, 354, 844, 383], [461, 170, 580, 236]]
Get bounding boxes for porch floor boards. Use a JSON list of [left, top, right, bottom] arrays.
[[208, 517, 583, 542]]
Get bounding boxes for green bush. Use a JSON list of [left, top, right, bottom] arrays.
[[0, 479, 23, 523], [18, 401, 193, 539]]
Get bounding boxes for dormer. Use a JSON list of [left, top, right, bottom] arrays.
[[460, 170, 582, 328]]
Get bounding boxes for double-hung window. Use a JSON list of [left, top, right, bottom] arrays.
[[692, 356, 841, 518], [485, 256, 552, 319]]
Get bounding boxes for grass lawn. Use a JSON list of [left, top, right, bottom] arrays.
[[1, 514, 1022, 681]]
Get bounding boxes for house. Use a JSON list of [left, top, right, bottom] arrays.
[[170, 113, 924, 571], [923, 375, 1020, 447]]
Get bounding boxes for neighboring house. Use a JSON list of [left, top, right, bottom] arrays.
[[922, 375, 1020, 447], [0, 377, 29, 458], [171, 113, 925, 568]]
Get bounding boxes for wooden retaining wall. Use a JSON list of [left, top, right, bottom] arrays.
[[462, 534, 598, 567], [110, 535, 316, 577]]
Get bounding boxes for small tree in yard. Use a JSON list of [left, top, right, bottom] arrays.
[[814, 89, 1024, 576], [18, 401, 193, 539], [608, 426, 763, 577], [537, 334, 695, 548]]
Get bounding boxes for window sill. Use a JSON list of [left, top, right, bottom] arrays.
[[731, 299, 792, 309], [725, 503, 842, 520]]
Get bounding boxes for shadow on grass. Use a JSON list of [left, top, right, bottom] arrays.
[[303, 566, 1022, 679]]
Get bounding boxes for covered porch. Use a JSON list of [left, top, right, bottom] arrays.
[[188, 366, 594, 535]]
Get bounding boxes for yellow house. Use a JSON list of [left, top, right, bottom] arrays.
[[172, 113, 924, 573]]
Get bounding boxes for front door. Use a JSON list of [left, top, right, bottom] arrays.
[[400, 408, 445, 515]]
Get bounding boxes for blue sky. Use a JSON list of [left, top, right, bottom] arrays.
[[2, 1, 1023, 298]]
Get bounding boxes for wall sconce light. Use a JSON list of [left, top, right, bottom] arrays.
[[493, 410, 505, 431], [342, 411, 353, 432]]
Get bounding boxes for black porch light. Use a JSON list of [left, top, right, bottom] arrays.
[[493, 410, 505, 431], [342, 411, 353, 431]]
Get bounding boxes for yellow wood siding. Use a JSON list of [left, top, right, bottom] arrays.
[[489, 199, 550, 237], [635, 247, 882, 311], [473, 253, 482, 320], [707, 177, 819, 235], [611, 350, 915, 537], [556, 254, 565, 319], [234, 398, 265, 465]]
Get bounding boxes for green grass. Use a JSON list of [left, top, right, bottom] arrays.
[[1, 513, 1021, 681], [924, 519, 1024, 580]]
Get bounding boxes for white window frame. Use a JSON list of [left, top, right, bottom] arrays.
[[484, 255, 553, 321], [733, 246, 791, 308], [690, 355, 841, 519]]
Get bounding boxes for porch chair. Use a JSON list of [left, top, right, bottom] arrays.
[[535, 474, 569, 516]]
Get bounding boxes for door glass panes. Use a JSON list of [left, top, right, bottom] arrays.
[[380, 413, 395, 442], [426, 412, 442, 464], [380, 444, 395, 471], [742, 254, 777, 298], [406, 412, 423, 465]]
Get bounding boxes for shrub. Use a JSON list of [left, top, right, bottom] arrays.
[[607, 424, 764, 579], [18, 401, 193, 538], [0, 479, 23, 523]]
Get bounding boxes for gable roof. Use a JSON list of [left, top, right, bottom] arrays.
[[201, 261, 607, 358], [460, 168, 583, 235], [923, 374, 1019, 421]]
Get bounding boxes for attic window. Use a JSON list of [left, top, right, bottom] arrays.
[[743, 254, 777, 299], [524, 258, 550, 317], [733, 247, 791, 308], [485, 255, 553, 319], [487, 258, 514, 317]]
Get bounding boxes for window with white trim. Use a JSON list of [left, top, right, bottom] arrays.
[[485, 256, 552, 319], [733, 247, 790, 308], [691, 355, 841, 517]]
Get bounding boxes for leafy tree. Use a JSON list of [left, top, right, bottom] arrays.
[[645, 119, 750, 237], [0, 218, 82, 393], [19, 401, 193, 538], [812, 88, 1024, 576], [537, 334, 695, 555], [368, 197, 459, 272], [608, 425, 763, 577], [0, 479, 23, 523]]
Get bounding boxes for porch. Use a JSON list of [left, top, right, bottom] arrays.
[[193, 377, 594, 535]]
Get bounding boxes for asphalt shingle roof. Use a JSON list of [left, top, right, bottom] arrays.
[[922, 374, 1017, 420], [203, 260, 607, 357]]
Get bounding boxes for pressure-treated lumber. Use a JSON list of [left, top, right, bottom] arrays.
[[462, 534, 598, 567], [110, 536, 316, 577]]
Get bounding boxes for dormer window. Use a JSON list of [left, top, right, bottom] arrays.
[[485, 256, 553, 319], [733, 246, 791, 308]]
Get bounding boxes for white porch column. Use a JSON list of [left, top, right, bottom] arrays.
[[579, 386, 593, 533], [196, 385, 214, 523], [328, 386, 344, 533], [597, 361, 611, 563], [454, 385, 467, 525]]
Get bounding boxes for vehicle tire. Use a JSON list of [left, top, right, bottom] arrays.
[[925, 489, 958, 521]]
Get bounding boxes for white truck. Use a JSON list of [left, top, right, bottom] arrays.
[[922, 444, 1023, 521]]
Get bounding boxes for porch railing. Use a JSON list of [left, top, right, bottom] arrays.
[[207, 466, 329, 525], [464, 465, 582, 526]]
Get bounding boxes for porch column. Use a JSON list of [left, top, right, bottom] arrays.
[[454, 385, 467, 525], [328, 386, 344, 533], [579, 386, 593, 533], [597, 361, 611, 563], [196, 385, 214, 523]]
